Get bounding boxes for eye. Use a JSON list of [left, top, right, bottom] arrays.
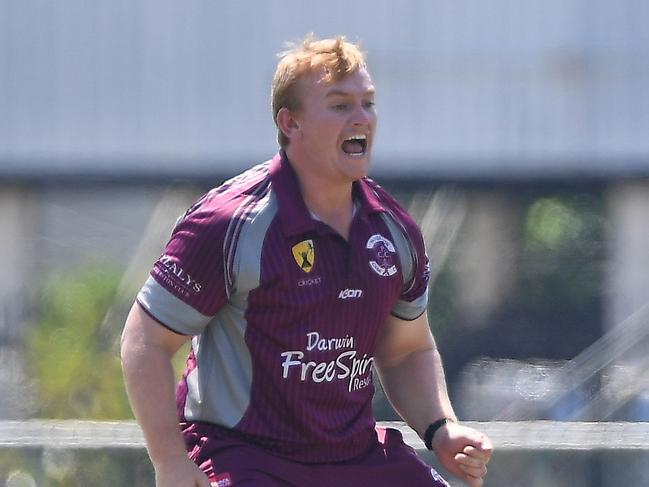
[[332, 103, 348, 111], [363, 101, 376, 109]]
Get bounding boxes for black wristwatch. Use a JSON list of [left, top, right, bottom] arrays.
[[424, 418, 455, 450]]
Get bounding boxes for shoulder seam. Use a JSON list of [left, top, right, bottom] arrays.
[[223, 178, 272, 298]]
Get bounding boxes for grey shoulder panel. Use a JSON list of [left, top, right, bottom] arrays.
[[380, 212, 415, 286], [380, 212, 428, 321], [184, 189, 277, 426], [230, 189, 277, 304], [137, 276, 212, 335], [183, 305, 253, 427]]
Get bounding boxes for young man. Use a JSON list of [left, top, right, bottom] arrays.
[[121, 35, 492, 487]]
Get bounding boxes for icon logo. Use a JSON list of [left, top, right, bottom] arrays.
[[292, 239, 315, 273], [338, 289, 363, 300], [366, 234, 397, 277]]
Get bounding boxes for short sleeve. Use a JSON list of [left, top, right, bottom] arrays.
[[136, 201, 229, 335], [392, 232, 430, 321], [381, 209, 431, 321]]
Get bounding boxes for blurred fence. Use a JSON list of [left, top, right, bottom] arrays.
[[1, 419, 649, 451], [2, 420, 649, 487]]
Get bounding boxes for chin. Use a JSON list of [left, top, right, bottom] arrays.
[[343, 160, 371, 181]]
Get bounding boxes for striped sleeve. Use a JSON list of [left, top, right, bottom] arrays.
[[137, 197, 229, 335]]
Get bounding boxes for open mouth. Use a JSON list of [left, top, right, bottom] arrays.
[[341, 134, 367, 157]]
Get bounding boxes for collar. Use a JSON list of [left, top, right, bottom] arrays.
[[270, 151, 317, 237], [354, 173, 387, 215], [270, 150, 385, 238]]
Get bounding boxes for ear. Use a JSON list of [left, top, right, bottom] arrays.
[[276, 107, 301, 142]]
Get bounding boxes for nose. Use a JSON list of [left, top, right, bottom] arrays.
[[351, 103, 373, 126]]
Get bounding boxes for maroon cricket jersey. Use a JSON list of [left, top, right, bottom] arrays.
[[137, 151, 430, 463]]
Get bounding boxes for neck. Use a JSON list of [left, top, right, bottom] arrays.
[[286, 152, 356, 239], [303, 176, 355, 240], [303, 182, 353, 218]]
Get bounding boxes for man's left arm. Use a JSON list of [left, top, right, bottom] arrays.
[[373, 311, 493, 487]]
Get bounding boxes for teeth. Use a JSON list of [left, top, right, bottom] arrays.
[[345, 135, 367, 141]]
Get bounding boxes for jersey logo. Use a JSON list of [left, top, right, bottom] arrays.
[[338, 288, 363, 299], [292, 239, 315, 273], [210, 473, 233, 487], [430, 467, 450, 486], [366, 234, 398, 277]]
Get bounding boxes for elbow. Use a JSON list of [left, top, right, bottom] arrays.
[[119, 326, 135, 370]]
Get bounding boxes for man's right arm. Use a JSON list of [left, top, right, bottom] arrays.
[[120, 302, 211, 487]]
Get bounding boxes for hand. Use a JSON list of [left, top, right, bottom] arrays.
[[432, 422, 493, 487], [154, 455, 212, 487]]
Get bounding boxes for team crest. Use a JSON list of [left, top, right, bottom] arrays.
[[366, 234, 398, 277], [292, 239, 315, 273]]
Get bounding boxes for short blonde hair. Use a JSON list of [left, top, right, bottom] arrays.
[[271, 34, 367, 147]]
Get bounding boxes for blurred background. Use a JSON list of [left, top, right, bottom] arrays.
[[1, 0, 649, 485]]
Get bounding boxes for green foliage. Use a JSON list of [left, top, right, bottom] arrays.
[[525, 197, 584, 250], [430, 189, 606, 377], [20, 267, 192, 485], [520, 193, 605, 311], [0, 451, 35, 484], [39, 449, 154, 487], [26, 268, 132, 419], [0, 448, 155, 487]]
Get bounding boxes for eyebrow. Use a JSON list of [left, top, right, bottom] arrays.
[[325, 88, 375, 98]]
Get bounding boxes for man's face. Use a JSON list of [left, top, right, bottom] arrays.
[[290, 67, 377, 184]]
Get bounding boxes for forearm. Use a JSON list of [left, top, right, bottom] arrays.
[[374, 312, 492, 486], [121, 331, 187, 465], [376, 346, 457, 438]]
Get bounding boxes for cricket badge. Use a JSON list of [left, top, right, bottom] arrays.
[[292, 239, 315, 273]]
